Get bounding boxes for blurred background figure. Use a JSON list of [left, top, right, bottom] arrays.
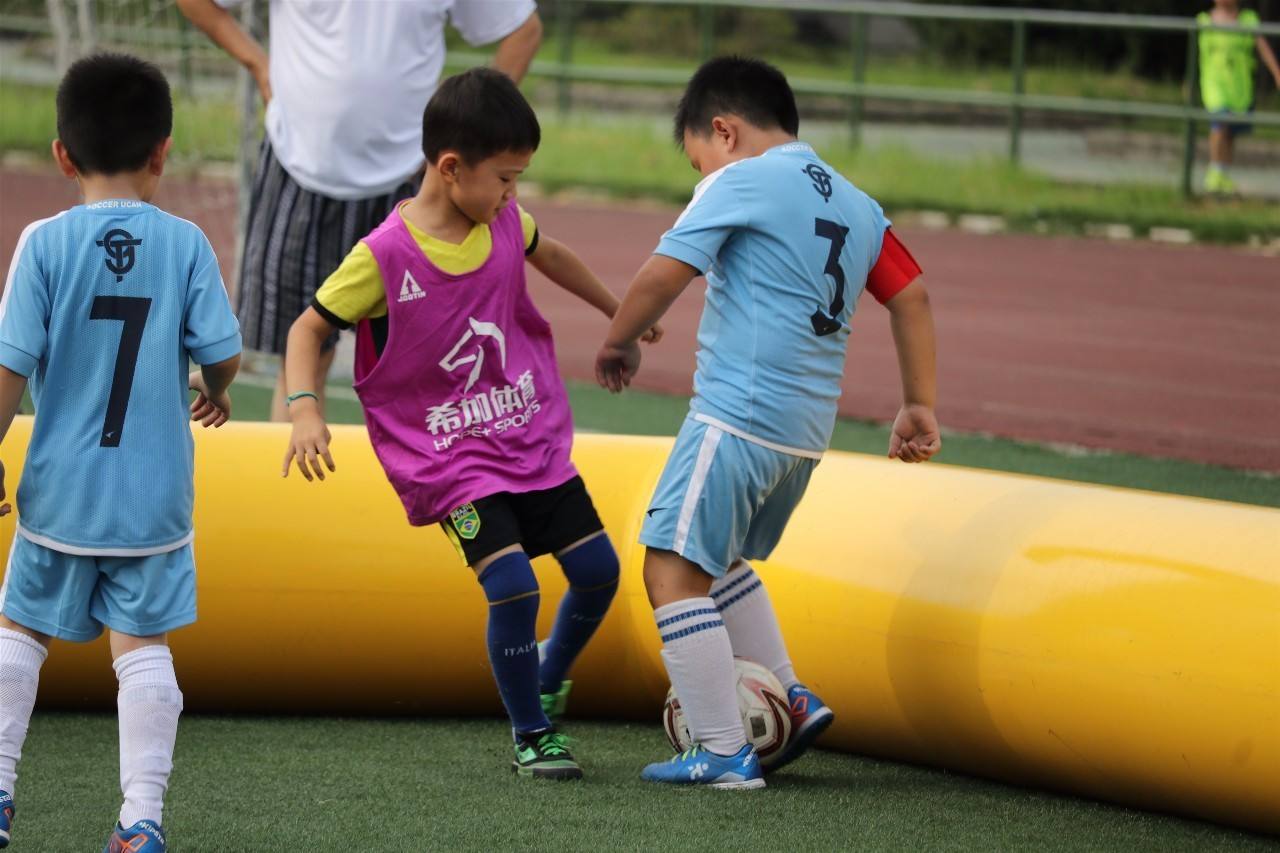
[[1197, 0, 1280, 194], [178, 0, 543, 420]]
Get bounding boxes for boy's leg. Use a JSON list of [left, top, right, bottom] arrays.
[[635, 418, 771, 788], [731, 459, 835, 771], [94, 544, 197, 839], [98, 550, 193, 836], [1206, 125, 1234, 192], [471, 547, 582, 780], [709, 562, 797, 690], [443, 497, 580, 778], [713, 562, 834, 771], [473, 546, 549, 736], [645, 549, 746, 757], [532, 479, 619, 702], [540, 532, 618, 705], [0, 616, 50, 824], [110, 633, 181, 831], [0, 533, 100, 833]]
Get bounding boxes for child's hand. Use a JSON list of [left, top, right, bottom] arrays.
[[888, 404, 941, 463], [641, 324, 664, 344], [189, 371, 231, 428], [595, 341, 641, 393], [0, 460, 9, 517], [283, 406, 336, 481]]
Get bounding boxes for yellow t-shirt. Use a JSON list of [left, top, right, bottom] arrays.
[[314, 203, 539, 326]]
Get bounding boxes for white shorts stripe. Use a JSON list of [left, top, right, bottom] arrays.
[[673, 425, 723, 554], [0, 534, 18, 613]]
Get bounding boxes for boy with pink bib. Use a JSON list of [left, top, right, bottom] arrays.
[[281, 68, 659, 780]]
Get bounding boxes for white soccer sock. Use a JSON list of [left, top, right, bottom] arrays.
[[115, 646, 183, 828], [655, 597, 746, 756], [711, 564, 799, 691], [0, 628, 47, 795]]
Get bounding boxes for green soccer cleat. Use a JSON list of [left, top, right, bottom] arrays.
[[541, 679, 573, 720], [512, 729, 583, 780]]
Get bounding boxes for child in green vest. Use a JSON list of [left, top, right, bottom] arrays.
[[1197, 0, 1280, 194]]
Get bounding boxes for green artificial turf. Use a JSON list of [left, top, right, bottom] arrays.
[[227, 379, 1279, 509], [11, 714, 1275, 852]]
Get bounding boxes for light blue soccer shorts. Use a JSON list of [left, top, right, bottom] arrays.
[[639, 415, 818, 578], [0, 535, 197, 642]]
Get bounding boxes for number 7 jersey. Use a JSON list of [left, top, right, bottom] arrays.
[[654, 142, 890, 456], [0, 201, 241, 554]]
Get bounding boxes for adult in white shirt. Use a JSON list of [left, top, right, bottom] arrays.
[[179, 0, 542, 419]]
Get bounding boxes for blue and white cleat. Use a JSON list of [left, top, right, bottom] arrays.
[[641, 744, 765, 789], [103, 819, 166, 852], [0, 790, 13, 848], [768, 684, 835, 772]]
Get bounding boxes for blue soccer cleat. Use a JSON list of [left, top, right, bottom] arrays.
[[768, 684, 835, 772], [103, 819, 166, 852], [0, 790, 13, 849], [641, 743, 765, 789]]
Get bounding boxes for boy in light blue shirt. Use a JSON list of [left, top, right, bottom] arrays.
[[597, 57, 940, 788], [0, 54, 240, 850]]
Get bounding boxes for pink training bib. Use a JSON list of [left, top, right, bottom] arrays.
[[353, 203, 578, 525]]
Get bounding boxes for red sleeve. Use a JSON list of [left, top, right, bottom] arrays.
[[865, 228, 922, 305]]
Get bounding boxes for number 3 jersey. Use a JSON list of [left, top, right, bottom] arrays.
[[655, 141, 912, 457], [0, 201, 241, 554]]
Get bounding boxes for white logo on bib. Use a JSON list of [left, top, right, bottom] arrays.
[[398, 270, 426, 302], [440, 317, 507, 393]]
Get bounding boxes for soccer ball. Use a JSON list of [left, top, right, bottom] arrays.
[[663, 657, 792, 767]]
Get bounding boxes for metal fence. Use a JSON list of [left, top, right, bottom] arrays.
[[450, 0, 1280, 197], [4, 0, 1278, 200]]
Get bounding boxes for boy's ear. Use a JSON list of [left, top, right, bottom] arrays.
[[436, 152, 462, 183], [710, 116, 737, 152], [51, 140, 78, 179], [148, 137, 173, 177]]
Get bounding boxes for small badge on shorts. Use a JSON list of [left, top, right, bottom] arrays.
[[450, 503, 481, 540]]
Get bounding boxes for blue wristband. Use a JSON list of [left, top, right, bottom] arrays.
[[286, 391, 319, 406]]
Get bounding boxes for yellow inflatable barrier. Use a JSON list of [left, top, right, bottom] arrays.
[[2, 418, 1276, 833]]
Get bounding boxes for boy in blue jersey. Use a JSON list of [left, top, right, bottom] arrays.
[[597, 57, 940, 789], [0, 54, 240, 849]]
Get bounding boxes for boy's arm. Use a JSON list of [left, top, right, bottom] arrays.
[[0, 367, 27, 517], [884, 279, 941, 463], [527, 235, 662, 342], [595, 255, 698, 393], [189, 355, 241, 428], [177, 0, 271, 101], [1257, 36, 1280, 87], [282, 308, 338, 482]]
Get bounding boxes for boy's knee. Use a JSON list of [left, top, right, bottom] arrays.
[[643, 548, 713, 607], [558, 533, 619, 589], [477, 551, 539, 604], [0, 615, 51, 648]]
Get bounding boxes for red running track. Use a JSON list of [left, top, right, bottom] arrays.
[[4, 167, 1277, 471]]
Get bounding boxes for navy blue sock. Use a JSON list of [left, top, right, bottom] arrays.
[[540, 534, 620, 694], [478, 552, 549, 735]]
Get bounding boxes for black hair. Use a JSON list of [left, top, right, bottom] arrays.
[[673, 56, 799, 145], [422, 67, 540, 165], [56, 52, 173, 175]]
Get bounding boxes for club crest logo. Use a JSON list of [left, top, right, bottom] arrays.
[[450, 503, 482, 540], [802, 164, 833, 203], [96, 228, 142, 282]]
